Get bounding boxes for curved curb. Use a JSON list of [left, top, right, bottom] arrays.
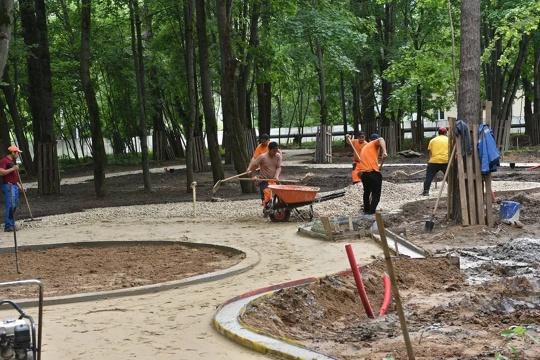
[[3, 240, 260, 307], [213, 268, 372, 360]]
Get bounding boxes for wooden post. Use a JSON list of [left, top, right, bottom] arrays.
[[472, 124, 485, 225], [455, 134, 470, 226], [321, 217, 333, 241], [484, 175, 494, 227], [375, 211, 415, 359]]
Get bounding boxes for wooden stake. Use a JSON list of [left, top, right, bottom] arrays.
[[472, 124, 485, 225], [455, 134, 470, 226], [375, 211, 415, 359]]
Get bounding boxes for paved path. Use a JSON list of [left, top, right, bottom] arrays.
[[5, 217, 382, 359]]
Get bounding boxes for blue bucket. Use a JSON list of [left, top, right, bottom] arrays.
[[499, 201, 521, 222]]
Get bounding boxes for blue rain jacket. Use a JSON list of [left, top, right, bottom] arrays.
[[478, 124, 500, 174]]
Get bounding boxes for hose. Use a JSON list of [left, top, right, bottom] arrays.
[[379, 274, 392, 316]]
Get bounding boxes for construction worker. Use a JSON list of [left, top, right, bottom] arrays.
[[346, 132, 367, 184], [247, 133, 282, 171], [249, 141, 282, 216], [357, 134, 388, 215], [0, 145, 24, 232], [422, 127, 449, 196]]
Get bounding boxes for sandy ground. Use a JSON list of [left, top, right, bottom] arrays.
[[3, 217, 382, 359]]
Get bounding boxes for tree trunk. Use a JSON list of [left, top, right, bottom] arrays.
[[81, 0, 107, 197], [216, 0, 251, 192], [195, 0, 224, 183], [130, 0, 151, 191], [20, 0, 59, 194], [359, 61, 377, 135], [1, 67, 34, 175], [340, 72, 347, 135], [0, 0, 13, 80], [184, 0, 196, 191], [453, 0, 481, 223]]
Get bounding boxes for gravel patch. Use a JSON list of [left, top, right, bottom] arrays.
[[19, 181, 540, 229]]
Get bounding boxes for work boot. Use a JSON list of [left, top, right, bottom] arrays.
[[421, 190, 429, 196]]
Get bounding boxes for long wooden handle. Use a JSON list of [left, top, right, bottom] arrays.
[[431, 143, 457, 216], [238, 178, 300, 183], [346, 135, 362, 162]]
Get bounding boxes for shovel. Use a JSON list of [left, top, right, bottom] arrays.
[[212, 170, 253, 193], [425, 144, 457, 232]]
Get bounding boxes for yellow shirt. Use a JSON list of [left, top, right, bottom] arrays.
[[428, 135, 449, 164]]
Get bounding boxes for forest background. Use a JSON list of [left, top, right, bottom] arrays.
[[0, 0, 539, 197]]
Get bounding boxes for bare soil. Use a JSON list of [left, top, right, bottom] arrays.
[[8, 145, 540, 359]]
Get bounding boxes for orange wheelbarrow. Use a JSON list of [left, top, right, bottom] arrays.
[[267, 185, 345, 222]]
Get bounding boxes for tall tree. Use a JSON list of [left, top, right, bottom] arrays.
[[452, 0, 481, 223], [129, 0, 150, 191], [195, 0, 224, 183], [183, 0, 196, 192], [20, 0, 59, 194], [216, 0, 250, 192], [81, 0, 107, 196], [0, 0, 14, 79]]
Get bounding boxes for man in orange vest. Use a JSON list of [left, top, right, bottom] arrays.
[[357, 134, 387, 215]]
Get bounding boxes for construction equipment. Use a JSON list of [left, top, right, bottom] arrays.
[[0, 279, 43, 360]]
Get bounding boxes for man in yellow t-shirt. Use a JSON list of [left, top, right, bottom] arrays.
[[422, 127, 449, 196], [358, 134, 388, 215]]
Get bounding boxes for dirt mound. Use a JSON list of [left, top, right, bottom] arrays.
[[241, 251, 540, 360]]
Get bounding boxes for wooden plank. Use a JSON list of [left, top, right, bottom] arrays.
[[320, 217, 333, 241], [485, 101, 492, 125], [465, 141, 477, 225], [484, 175, 494, 227], [447, 118, 456, 219], [455, 134, 470, 226], [472, 124, 485, 225]]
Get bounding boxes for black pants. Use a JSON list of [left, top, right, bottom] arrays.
[[360, 171, 382, 214], [423, 163, 448, 192]]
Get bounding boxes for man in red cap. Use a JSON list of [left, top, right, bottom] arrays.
[[0, 145, 24, 231], [422, 127, 449, 196]]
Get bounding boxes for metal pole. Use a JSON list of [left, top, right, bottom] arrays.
[[10, 184, 20, 273]]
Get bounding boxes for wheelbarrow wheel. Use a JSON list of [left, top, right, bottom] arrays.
[[269, 208, 291, 222]]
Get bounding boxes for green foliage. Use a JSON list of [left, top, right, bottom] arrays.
[[495, 325, 540, 359]]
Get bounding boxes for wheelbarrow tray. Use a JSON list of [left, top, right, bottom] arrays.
[[268, 185, 320, 204]]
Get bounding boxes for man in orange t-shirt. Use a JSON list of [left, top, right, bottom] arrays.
[[346, 132, 367, 184], [357, 134, 388, 215]]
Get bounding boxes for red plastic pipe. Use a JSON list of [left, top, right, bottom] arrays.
[[345, 244, 375, 318], [379, 274, 392, 316]]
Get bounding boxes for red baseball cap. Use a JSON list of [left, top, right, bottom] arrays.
[[438, 127, 448, 133], [8, 145, 22, 153]]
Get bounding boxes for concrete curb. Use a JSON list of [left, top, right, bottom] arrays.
[[213, 277, 340, 360], [3, 240, 260, 308]]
